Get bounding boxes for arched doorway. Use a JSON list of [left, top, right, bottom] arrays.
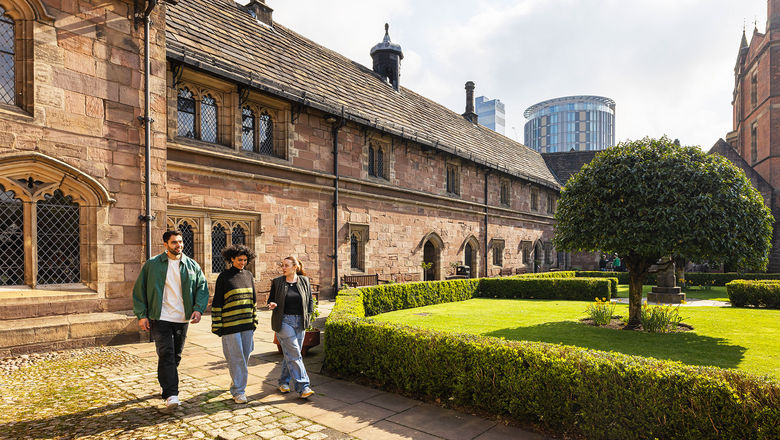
[[533, 241, 544, 273], [423, 241, 437, 281], [464, 242, 474, 277]]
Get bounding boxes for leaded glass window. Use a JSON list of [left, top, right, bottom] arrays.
[[241, 107, 255, 152], [258, 112, 273, 156], [232, 224, 246, 246], [368, 145, 375, 176], [492, 241, 504, 267], [211, 224, 227, 273], [500, 181, 509, 206], [36, 190, 80, 285], [201, 94, 218, 143], [350, 233, 359, 269], [179, 221, 195, 258], [377, 148, 385, 179], [446, 164, 459, 195], [0, 7, 14, 105], [0, 186, 23, 285], [177, 88, 195, 138]]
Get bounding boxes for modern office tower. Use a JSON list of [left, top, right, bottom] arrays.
[[475, 96, 506, 135], [523, 95, 616, 153]]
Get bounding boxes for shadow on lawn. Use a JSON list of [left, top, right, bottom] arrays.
[[484, 321, 747, 370]]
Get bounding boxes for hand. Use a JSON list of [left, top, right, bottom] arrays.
[[138, 318, 150, 331], [268, 302, 277, 310], [190, 311, 202, 324]]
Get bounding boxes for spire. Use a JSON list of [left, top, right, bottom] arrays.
[[740, 27, 748, 49]]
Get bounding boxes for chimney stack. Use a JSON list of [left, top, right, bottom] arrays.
[[462, 81, 478, 123], [246, 0, 273, 26]]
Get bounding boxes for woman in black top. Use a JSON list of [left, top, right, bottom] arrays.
[[268, 255, 314, 398], [211, 245, 257, 404]]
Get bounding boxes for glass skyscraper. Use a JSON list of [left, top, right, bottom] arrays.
[[523, 96, 615, 153], [475, 96, 505, 135]]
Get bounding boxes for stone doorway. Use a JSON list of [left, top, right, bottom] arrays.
[[423, 240, 439, 281]]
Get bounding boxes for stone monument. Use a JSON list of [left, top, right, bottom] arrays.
[[647, 256, 686, 304]]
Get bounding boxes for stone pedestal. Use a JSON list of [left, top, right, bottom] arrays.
[[648, 286, 685, 304]]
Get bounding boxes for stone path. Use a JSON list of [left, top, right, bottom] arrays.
[[0, 302, 548, 440]]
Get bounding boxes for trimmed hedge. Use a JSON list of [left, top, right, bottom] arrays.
[[726, 280, 780, 308], [325, 279, 780, 440], [687, 272, 780, 286], [516, 271, 576, 279], [575, 270, 659, 286], [360, 279, 480, 316], [479, 277, 612, 301]]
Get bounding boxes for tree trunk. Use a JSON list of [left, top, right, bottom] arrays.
[[625, 257, 650, 329], [627, 271, 644, 328]]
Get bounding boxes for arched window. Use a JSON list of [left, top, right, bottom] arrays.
[[0, 185, 23, 285], [36, 190, 80, 285], [200, 94, 218, 143], [0, 7, 14, 106], [178, 221, 195, 259], [258, 112, 274, 156], [368, 145, 375, 176], [377, 147, 385, 179], [232, 224, 246, 245], [177, 87, 195, 138], [211, 223, 227, 273], [241, 106, 255, 152]]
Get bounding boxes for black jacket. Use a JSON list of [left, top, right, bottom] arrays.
[[268, 275, 313, 332]]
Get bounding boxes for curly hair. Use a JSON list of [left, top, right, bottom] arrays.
[[221, 244, 257, 262]]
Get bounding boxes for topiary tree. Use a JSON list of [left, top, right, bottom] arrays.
[[553, 137, 773, 328]]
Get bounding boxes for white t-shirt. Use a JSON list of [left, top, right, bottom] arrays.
[[159, 256, 188, 323]]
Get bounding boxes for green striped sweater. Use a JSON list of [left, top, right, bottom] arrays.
[[211, 267, 257, 336]]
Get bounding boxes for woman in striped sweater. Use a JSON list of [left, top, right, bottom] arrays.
[[211, 244, 257, 404]]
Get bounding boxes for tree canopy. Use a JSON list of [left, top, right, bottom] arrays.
[[553, 137, 773, 326]]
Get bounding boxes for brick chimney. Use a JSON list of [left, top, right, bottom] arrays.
[[246, 0, 273, 26], [462, 81, 478, 123], [769, 0, 780, 32]]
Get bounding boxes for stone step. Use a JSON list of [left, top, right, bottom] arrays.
[[0, 311, 143, 356], [0, 288, 110, 320]]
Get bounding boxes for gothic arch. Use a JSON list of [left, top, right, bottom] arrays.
[[418, 231, 444, 281], [0, 0, 53, 21], [459, 234, 480, 278], [0, 152, 114, 206]]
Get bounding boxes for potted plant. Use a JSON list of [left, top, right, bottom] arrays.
[[274, 297, 321, 356]]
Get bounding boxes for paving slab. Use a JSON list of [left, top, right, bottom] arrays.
[[314, 379, 384, 405], [363, 392, 421, 413], [308, 402, 396, 433], [387, 403, 497, 440], [352, 420, 443, 440], [473, 423, 547, 440]]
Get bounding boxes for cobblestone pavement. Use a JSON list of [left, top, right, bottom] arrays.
[[1, 304, 548, 440], [0, 347, 353, 440]]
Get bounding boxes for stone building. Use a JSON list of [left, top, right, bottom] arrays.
[[0, 0, 563, 353], [718, 0, 780, 271]]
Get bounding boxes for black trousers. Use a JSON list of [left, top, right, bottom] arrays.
[[150, 320, 189, 399]]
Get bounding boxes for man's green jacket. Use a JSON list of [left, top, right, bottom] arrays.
[[132, 252, 209, 320]]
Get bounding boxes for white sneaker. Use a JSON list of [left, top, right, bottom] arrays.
[[278, 384, 291, 393], [300, 387, 314, 399], [165, 395, 180, 410], [233, 393, 248, 404]]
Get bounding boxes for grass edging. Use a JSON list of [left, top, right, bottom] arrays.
[[324, 279, 780, 440]]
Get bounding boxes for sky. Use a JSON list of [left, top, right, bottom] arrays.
[[265, 0, 768, 149]]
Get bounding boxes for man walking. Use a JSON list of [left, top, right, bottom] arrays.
[[133, 230, 209, 411]]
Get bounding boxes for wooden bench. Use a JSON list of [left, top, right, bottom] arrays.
[[341, 274, 389, 288], [499, 267, 514, 276], [515, 267, 528, 275]]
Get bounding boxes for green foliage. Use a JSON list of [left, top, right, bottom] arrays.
[[726, 280, 780, 309], [584, 298, 616, 325], [325, 292, 780, 439], [554, 137, 773, 271], [515, 271, 577, 279], [639, 303, 685, 332], [478, 277, 611, 300], [360, 279, 480, 316], [687, 272, 780, 287]]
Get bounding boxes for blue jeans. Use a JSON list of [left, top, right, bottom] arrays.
[[221, 330, 254, 397], [277, 314, 310, 393]]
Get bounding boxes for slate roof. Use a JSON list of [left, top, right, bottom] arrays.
[[541, 151, 599, 185], [164, 0, 560, 190]]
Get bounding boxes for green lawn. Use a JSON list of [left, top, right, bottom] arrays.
[[615, 284, 729, 301], [373, 299, 780, 379]]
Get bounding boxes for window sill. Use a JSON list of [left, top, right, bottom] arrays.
[[0, 284, 97, 300], [0, 103, 33, 122]]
